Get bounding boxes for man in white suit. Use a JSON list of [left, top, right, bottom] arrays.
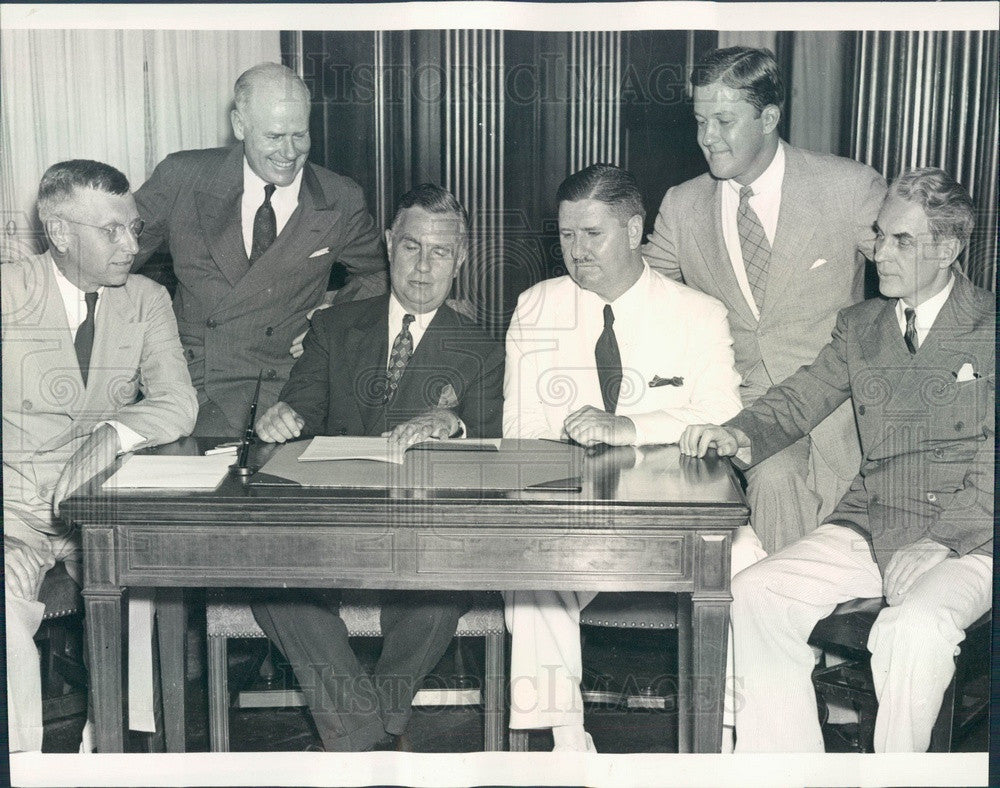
[[503, 164, 745, 751], [3, 160, 197, 751], [643, 47, 887, 554]]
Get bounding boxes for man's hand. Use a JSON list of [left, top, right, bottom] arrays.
[[679, 424, 749, 458], [256, 402, 306, 443], [4, 537, 51, 601], [383, 409, 461, 455], [289, 302, 334, 359], [52, 423, 121, 516], [562, 406, 636, 447], [882, 537, 951, 605]]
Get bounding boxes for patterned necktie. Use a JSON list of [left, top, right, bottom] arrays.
[[595, 304, 623, 414], [903, 307, 918, 354], [75, 291, 99, 386], [249, 183, 277, 264], [385, 313, 415, 402], [737, 185, 771, 311]]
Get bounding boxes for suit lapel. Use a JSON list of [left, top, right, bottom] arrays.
[[77, 285, 143, 418], [689, 180, 757, 328], [194, 145, 250, 288], [348, 296, 390, 434]]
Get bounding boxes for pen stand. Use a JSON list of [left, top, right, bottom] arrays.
[[229, 464, 258, 481]]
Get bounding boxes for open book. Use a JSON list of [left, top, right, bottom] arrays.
[[297, 435, 502, 465]]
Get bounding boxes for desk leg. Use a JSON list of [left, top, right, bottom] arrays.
[[84, 590, 125, 752], [156, 589, 187, 752], [691, 597, 728, 753]]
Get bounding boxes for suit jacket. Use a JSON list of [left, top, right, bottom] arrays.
[[728, 274, 994, 571], [2, 252, 198, 538], [642, 143, 887, 479], [503, 266, 743, 442], [280, 295, 504, 439], [133, 144, 388, 434]]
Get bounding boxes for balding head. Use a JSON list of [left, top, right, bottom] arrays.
[[231, 63, 312, 186]]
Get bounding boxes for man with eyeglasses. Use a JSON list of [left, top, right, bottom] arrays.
[[2, 159, 197, 751]]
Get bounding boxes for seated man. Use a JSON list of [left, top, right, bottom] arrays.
[[503, 164, 746, 751], [252, 184, 504, 751], [680, 168, 993, 752], [3, 159, 198, 752]]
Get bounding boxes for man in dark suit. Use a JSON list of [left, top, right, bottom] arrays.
[[681, 168, 993, 752], [133, 62, 387, 437], [251, 184, 504, 751], [643, 47, 887, 554]]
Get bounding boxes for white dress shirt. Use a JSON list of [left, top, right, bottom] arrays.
[[241, 159, 303, 258], [895, 273, 955, 347], [387, 292, 438, 364], [50, 257, 144, 452], [720, 141, 786, 320]]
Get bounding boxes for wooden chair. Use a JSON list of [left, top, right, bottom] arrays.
[[809, 597, 990, 752], [205, 590, 506, 751], [508, 592, 686, 752], [34, 562, 88, 723]]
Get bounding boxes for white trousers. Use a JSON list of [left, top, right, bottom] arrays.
[[505, 525, 767, 730], [730, 523, 992, 752]]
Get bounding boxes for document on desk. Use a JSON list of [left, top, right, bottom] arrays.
[[298, 435, 502, 464], [102, 454, 234, 489]]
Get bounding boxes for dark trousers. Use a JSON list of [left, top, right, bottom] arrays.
[[251, 589, 466, 751]]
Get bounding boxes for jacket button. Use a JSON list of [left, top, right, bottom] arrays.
[[263, 368, 277, 380], [22, 399, 32, 411], [857, 404, 866, 415], [338, 427, 348, 435], [926, 492, 938, 503], [206, 318, 217, 329], [265, 327, 274, 336], [932, 448, 944, 458], [870, 494, 879, 505], [954, 421, 964, 431]]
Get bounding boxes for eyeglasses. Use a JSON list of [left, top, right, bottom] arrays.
[[60, 217, 145, 244]]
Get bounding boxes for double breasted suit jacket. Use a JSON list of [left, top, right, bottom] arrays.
[[642, 143, 887, 479], [728, 274, 994, 571], [133, 144, 388, 433], [2, 252, 197, 539], [280, 294, 505, 440]]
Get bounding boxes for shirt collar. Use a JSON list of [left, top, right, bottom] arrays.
[[725, 140, 785, 199], [242, 157, 303, 200], [895, 272, 955, 328], [388, 291, 439, 331], [50, 252, 104, 300], [577, 261, 650, 315]]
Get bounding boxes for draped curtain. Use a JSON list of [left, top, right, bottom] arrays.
[[0, 30, 279, 260], [851, 31, 998, 290]]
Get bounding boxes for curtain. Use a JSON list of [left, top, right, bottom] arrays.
[[851, 31, 998, 290], [788, 32, 849, 156]]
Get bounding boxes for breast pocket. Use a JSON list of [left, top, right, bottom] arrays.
[[928, 377, 993, 441]]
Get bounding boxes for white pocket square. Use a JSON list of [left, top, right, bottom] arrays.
[[954, 363, 979, 382], [309, 247, 331, 258], [809, 258, 828, 270]]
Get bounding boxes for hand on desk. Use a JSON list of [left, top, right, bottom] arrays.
[[679, 424, 750, 459], [256, 401, 305, 443], [53, 423, 121, 516], [562, 406, 636, 447], [382, 409, 461, 457]]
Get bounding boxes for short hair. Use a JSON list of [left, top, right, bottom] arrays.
[[233, 62, 310, 112], [556, 164, 645, 223], [37, 159, 130, 222], [691, 46, 785, 113], [390, 183, 469, 236], [889, 167, 976, 248]]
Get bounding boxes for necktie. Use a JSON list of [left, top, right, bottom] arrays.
[[737, 185, 771, 311], [385, 313, 415, 402], [249, 183, 277, 264], [903, 307, 918, 354], [75, 291, 99, 386], [595, 304, 623, 414]]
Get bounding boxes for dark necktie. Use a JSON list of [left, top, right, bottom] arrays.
[[737, 185, 771, 312], [903, 307, 918, 354], [75, 291, 99, 386], [595, 304, 623, 414], [249, 183, 277, 264], [385, 313, 415, 402]]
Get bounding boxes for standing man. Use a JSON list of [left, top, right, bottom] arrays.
[[681, 169, 993, 752], [643, 46, 887, 553], [504, 164, 745, 751], [3, 160, 197, 751], [251, 184, 504, 751], [134, 62, 386, 436]]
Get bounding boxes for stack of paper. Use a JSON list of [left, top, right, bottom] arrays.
[[297, 436, 501, 464], [102, 454, 235, 489]]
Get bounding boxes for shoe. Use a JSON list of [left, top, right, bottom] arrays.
[[552, 731, 596, 753], [372, 732, 414, 752]]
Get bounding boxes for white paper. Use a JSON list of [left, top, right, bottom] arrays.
[[297, 436, 503, 464], [102, 454, 235, 489]]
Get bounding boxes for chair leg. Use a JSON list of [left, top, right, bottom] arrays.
[[928, 674, 957, 753], [509, 729, 530, 752], [208, 635, 231, 752], [483, 632, 505, 751]]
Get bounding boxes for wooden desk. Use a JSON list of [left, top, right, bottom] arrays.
[[61, 438, 747, 754]]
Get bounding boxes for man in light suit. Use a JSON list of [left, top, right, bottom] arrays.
[[3, 160, 198, 751], [134, 62, 387, 437], [681, 168, 993, 752], [503, 164, 745, 751], [643, 47, 887, 554], [251, 184, 504, 751]]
